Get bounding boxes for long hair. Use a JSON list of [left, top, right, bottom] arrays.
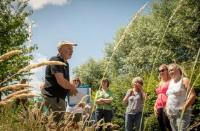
[[168, 63, 187, 77], [158, 64, 170, 81]]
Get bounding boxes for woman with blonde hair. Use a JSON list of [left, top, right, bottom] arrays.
[[166, 63, 196, 131], [95, 78, 113, 131], [123, 77, 147, 131], [154, 64, 172, 131]]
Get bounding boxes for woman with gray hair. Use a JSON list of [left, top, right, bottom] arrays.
[[123, 77, 147, 131]]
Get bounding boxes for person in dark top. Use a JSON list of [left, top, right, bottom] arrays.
[[41, 40, 78, 123]]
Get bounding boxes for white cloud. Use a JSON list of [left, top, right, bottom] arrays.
[[28, 0, 72, 10]]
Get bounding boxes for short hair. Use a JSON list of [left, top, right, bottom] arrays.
[[132, 77, 143, 86], [100, 78, 110, 89]]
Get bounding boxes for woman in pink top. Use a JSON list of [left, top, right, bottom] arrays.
[[154, 64, 172, 131]]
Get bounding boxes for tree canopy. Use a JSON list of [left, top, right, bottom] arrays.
[[0, 0, 37, 86]]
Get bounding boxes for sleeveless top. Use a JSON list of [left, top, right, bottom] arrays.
[[166, 78, 189, 115], [155, 81, 169, 109]]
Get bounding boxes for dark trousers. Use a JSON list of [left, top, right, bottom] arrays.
[[43, 95, 66, 124], [125, 112, 143, 131], [157, 108, 172, 131], [95, 109, 113, 131]]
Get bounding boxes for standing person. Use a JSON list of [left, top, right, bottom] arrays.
[[41, 40, 78, 123], [154, 64, 172, 131], [95, 78, 113, 131], [166, 63, 196, 131], [123, 77, 147, 131]]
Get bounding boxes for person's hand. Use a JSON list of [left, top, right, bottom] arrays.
[[97, 98, 105, 104], [69, 84, 78, 96], [129, 90, 133, 96], [154, 107, 158, 117]]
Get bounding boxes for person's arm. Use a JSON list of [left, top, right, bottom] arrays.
[[123, 90, 131, 104], [95, 91, 105, 105], [54, 73, 77, 95], [96, 98, 105, 105], [141, 88, 148, 100], [102, 92, 113, 104], [182, 77, 196, 110], [102, 98, 113, 104], [154, 102, 158, 117]]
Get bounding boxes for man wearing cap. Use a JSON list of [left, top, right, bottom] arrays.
[[41, 40, 78, 123]]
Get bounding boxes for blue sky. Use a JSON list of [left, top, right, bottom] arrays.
[[29, 0, 150, 90]]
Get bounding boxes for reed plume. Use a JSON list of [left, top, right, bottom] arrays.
[[0, 50, 22, 62], [4, 89, 30, 100], [0, 84, 30, 92], [10, 93, 35, 100], [17, 60, 66, 73], [0, 93, 35, 106], [0, 61, 66, 85]]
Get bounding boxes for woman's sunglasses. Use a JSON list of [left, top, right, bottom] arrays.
[[158, 69, 167, 73]]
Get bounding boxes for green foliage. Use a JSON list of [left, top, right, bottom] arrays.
[[0, 0, 37, 86], [74, 0, 200, 130], [144, 114, 160, 131], [73, 58, 108, 89]]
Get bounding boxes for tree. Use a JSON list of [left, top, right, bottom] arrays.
[[73, 58, 106, 89], [104, 0, 200, 77], [0, 0, 37, 87], [74, 0, 200, 129]]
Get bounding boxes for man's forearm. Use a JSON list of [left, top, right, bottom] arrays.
[[57, 79, 71, 90]]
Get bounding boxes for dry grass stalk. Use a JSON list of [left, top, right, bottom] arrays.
[[0, 99, 13, 106], [17, 60, 66, 73], [0, 93, 35, 106], [4, 89, 30, 100], [0, 84, 30, 92], [0, 50, 22, 62], [9, 93, 35, 101]]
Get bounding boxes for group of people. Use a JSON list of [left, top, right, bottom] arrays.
[[94, 64, 196, 131], [40, 40, 196, 131], [154, 64, 196, 131]]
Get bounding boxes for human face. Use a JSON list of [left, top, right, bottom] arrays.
[[102, 81, 108, 89], [60, 45, 73, 60], [168, 65, 178, 78], [158, 67, 168, 77], [73, 79, 80, 87], [134, 80, 143, 89]]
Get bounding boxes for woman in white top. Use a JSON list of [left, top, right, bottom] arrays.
[[166, 64, 196, 131]]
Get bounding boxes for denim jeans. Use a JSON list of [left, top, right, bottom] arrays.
[[125, 112, 143, 131], [167, 110, 191, 131], [95, 109, 113, 131]]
